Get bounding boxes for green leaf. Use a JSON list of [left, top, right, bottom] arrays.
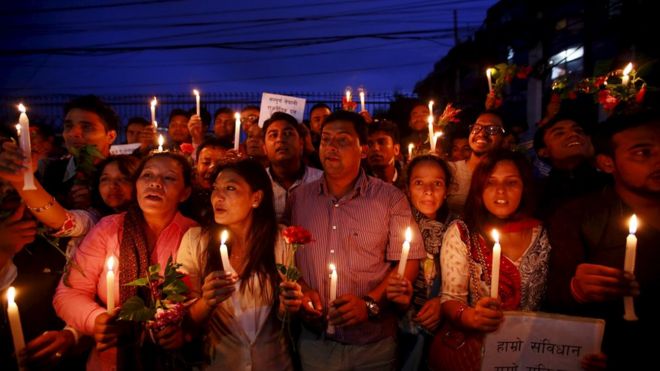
[[148, 263, 161, 275], [276, 263, 287, 275], [165, 293, 186, 303], [163, 280, 189, 297], [118, 296, 156, 322], [124, 277, 149, 287]]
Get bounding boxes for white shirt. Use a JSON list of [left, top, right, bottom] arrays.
[[267, 166, 323, 221]]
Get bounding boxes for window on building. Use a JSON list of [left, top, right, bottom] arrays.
[[548, 46, 584, 80]]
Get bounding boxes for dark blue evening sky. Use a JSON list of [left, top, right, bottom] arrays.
[[0, 0, 498, 96]]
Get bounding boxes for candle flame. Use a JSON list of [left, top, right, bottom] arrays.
[[18, 103, 26, 113], [486, 67, 495, 77], [623, 62, 633, 76], [408, 143, 414, 151], [329, 263, 336, 272], [405, 227, 412, 242], [106, 256, 115, 272], [153, 120, 158, 129], [629, 214, 638, 234], [7, 286, 16, 304], [345, 89, 352, 102], [221, 230, 228, 244], [193, 89, 200, 96], [234, 112, 241, 120], [434, 132, 443, 139], [158, 134, 164, 147], [151, 97, 158, 107], [428, 100, 434, 113], [491, 229, 500, 242]]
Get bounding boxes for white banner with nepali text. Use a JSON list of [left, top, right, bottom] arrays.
[[258, 92, 306, 128], [481, 311, 604, 371]]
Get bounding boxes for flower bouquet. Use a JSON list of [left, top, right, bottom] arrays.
[[118, 257, 190, 341]]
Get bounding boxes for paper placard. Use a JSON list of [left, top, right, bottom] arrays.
[[109, 143, 141, 155], [482, 311, 604, 371], [258, 92, 306, 128]]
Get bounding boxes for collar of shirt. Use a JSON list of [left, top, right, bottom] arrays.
[[318, 169, 369, 200], [63, 156, 76, 183]]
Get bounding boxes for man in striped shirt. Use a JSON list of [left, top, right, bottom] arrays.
[[290, 110, 425, 370]]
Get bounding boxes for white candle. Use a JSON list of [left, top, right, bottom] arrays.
[[106, 256, 116, 312], [327, 264, 338, 335], [153, 120, 158, 131], [6, 287, 26, 359], [432, 132, 443, 154], [408, 143, 414, 161], [150, 97, 158, 127], [428, 100, 434, 119], [193, 89, 200, 116], [157, 134, 164, 152], [17, 104, 36, 190], [427, 116, 435, 153], [219, 230, 235, 274], [345, 88, 352, 103], [397, 227, 412, 276], [491, 229, 501, 298], [621, 62, 633, 86], [486, 68, 494, 93], [359, 88, 366, 112], [624, 214, 638, 321], [233, 113, 241, 151]]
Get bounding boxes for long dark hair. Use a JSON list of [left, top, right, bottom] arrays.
[[405, 154, 452, 221], [203, 159, 278, 297], [464, 150, 536, 237], [93, 155, 140, 215]]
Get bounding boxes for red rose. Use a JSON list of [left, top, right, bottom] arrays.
[[598, 90, 619, 111], [180, 143, 194, 155], [594, 76, 607, 88], [282, 226, 313, 245]]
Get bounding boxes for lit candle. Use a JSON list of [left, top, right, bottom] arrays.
[[6, 287, 26, 360], [153, 120, 158, 131], [327, 263, 338, 335], [486, 68, 494, 93], [408, 143, 414, 161], [491, 229, 501, 298], [17, 104, 36, 190], [233, 113, 241, 151], [157, 134, 164, 152], [621, 62, 633, 86], [623, 214, 638, 321], [193, 89, 201, 116], [106, 256, 116, 312], [428, 100, 434, 118], [219, 230, 235, 274], [397, 227, 412, 276], [150, 97, 158, 127], [427, 116, 435, 153], [359, 88, 366, 112], [345, 88, 352, 103]]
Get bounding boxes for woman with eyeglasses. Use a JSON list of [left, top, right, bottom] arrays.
[[446, 111, 506, 216]]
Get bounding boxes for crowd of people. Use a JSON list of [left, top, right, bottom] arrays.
[[0, 92, 658, 371]]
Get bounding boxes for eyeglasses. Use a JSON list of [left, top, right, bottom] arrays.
[[469, 124, 505, 136], [240, 115, 259, 123]]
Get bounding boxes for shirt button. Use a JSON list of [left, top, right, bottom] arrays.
[[332, 226, 337, 230], [330, 249, 335, 253], [334, 203, 339, 208]]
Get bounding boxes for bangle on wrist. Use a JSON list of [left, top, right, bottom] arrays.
[[26, 197, 56, 213]]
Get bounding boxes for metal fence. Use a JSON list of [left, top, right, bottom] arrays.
[[0, 91, 414, 139]]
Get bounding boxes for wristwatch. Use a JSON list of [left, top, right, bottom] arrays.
[[363, 296, 380, 320]]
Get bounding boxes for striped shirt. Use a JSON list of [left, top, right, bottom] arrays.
[[290, 170, 425, 345]]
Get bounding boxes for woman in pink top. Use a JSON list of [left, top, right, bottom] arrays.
[[53, 152, 197, 371]]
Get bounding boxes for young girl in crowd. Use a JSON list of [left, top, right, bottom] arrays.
[[177, 159, 301, 370], [387, 155, 456, 371], [431, 150, 550, 371], [53, 152, 197, 371]]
